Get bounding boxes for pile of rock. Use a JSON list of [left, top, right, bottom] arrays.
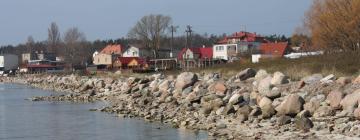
[[3, 69, 360, 139]]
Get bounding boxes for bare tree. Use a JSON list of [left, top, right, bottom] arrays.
[[47, 22, 61, 54], [128, 14, 172, 58], [26, 36, 35, 52], [63, 27, 86, 68]]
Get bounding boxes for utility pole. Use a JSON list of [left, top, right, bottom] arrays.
[[185, 25, 193, 48], [170, 25, 178, 58]]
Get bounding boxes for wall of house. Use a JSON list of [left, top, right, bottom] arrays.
[[123, 47, 140, 57], [183, 49, 195, 59], [213, 44, 238, 60], [93, 54, 112, 65]]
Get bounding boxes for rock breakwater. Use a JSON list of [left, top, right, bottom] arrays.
[[1, 70, 360, 139]]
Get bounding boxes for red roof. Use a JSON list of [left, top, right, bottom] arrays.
[[100, 44, 122, 55], [259, 42, 289, 56], [217, 31, 266, 44], [178, 47, 213, 60]]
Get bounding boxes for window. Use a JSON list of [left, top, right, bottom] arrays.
[[97, 58, 100, 63], [105, 58, 107, 62], [216, 46, 224, 51], [133, 51, 137, 56]]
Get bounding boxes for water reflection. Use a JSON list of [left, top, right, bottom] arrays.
[[0, 84, 207, 140]]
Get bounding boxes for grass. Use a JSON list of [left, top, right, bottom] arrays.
[[189, 51, 360, 80]]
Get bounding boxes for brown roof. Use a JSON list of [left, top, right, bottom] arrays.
[[260, 42, 289, 56], [100, 44, 122, 55]]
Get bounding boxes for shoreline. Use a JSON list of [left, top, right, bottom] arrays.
[[1, 69, 360, 139]]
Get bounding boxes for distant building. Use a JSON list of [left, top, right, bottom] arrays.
[[113, 57, 148, 69], [217, 31, 267, 44], [213, 44, 238, 61], [178, 46, 213, 60], [252, 42, 292, 63], [100, 44, 123, 55], [24, 60, 65, 73], [93, 53, 113, 65], [122, 46, 140, 57], [21, 52, 56, 64], [0, 54, 19, 73]]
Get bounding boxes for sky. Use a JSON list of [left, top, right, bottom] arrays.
[[0, 0, 313, 46]]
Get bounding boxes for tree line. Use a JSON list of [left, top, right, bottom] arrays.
[[1, 14, 292, 67]]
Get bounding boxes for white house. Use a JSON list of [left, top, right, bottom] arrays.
[[122, 46, 140, 57], [0, 54, 19, 73], [213, 44, 238, 61]]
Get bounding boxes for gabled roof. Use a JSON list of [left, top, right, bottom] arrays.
[[217, 31, 266, 44], [177, 47, 213, 60], [100, 44, 122, 55], [260, 42, 289, 56]]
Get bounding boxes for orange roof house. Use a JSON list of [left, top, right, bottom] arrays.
[[259, 42, 291, 56], [100, 44, 123, 55]]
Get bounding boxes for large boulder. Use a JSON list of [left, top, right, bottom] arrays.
[[258, 76, 273, 95], [313, 106, 335, 118], [320, 74, 335, 84], [340, 89, 360, 112], [175, 72, 198, 90], [302, 74, 323, 84], [353, 75, 360, 84], [354, 107, 360, 119], [236, 68, 256, 81], [228, 93, 243, 105], [295, 117, 313, 131], [259, 97, 275, 118], [213, 82, 227, 95], [275, 94, 305, 116], [266, 87, 281, 99], [326, 90, 344, 109], [304, 100, 320, 115], [271, 71, 289, 85], [254, 69, 268, 81], [336, 77, 351, 85]]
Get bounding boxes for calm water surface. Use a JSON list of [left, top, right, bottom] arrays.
[[0, 83, 207, 140]]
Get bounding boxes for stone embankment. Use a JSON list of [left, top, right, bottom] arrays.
[[1, 69, 360, 139]]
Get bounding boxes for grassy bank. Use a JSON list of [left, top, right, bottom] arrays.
[[190, 51, 360, 80]]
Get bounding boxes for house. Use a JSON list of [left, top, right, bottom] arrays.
[[22, 51, 56, 64], [217, 31, 266, 44], [122, 46, 140, 57], [93, 53, 113, 66], [113, 57, 148, 69], [0, 54, 19, 73], [259, 42, 291, 57], [100, 44, 123, 55], [213, 44, 238, 61], [178, 46, 213, 60], [24, 60, 65, 73], [93, 44, 123, 67], [252, 42, 292, 63]]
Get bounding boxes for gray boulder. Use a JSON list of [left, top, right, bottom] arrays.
[[326, 90, 344, 109], [175, 72, 198, 90], [271, 71, 289, 85], [236, 68, 256, 81], [258, 76, 273, 95], [302, 74, 323, 84], [259, 97, 275, 118], [340, 89, 360, 113], [275, 94, 305, 116]]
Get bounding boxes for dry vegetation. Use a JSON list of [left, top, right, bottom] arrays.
[[190, 51, 360, 80]]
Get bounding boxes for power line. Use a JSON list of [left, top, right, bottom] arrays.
[[185, 25, 193, 48]]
